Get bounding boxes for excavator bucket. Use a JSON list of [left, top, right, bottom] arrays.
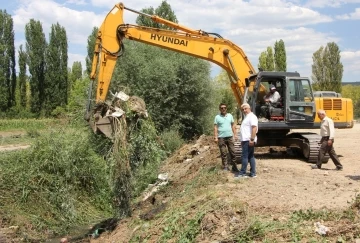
[[94, 116, 114, 139], [89, 92, 148, 140]]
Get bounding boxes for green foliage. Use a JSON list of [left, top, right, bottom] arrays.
[[25, 19, 47, 114], [112, 41, 212, 140], [274, 39, 287, 71], [159, 210, 205, 242], [160, 128, 184, 155], [0, 127, 112, 238], [258, 51, 267, 71], [67, 75, 89, 122], [312, 42, 343, 93], [341, 84, 360, 118], [258, 46, 275, 71], [44, 23, 68, 115], [50, 106, 67, 118], [86, 27, 98, 75], [18, 44, 27, 108], [128, 119, 167, 197], [136, 1, 178, 30], [0, 10, 17, 110], [0, 118, 61, 131], [236, 219, 268, 242], [290, 209, 336, 222]]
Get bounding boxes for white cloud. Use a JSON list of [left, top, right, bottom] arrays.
[[8, 0, 360, 81], [64, 0, 86, 5], [336, 8, 360, 20], [13, 0, 103, 44], [304, 0, 360, 8], [341, 50, 360, 78]]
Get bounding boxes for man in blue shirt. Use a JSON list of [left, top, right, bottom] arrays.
[[214, 103, 239, 172]]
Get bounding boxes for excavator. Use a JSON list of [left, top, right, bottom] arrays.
[[86, 2, 354, 163]]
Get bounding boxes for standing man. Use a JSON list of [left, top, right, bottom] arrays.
[[312, 109, 343, 170], [236, 103, 258, 178], [214, 103, 239, 172]]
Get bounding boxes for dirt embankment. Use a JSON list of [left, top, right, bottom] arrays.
[[89, 123, 360, 243]]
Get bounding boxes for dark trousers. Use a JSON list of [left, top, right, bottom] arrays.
[[218, 137, 237, 169], [316, 137, 342, 169]]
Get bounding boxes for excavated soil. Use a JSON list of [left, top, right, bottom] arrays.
[[89, 123, 360, 243]]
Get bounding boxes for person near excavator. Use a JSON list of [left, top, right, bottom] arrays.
[[214, 103, 239, 172], [311, 109, 343, 170], [260, 84, 281, 119], [235, 103, 258, 178]]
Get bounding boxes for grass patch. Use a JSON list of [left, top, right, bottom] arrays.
[[0, 126, 112, 240], [0, 118, 64, 132]]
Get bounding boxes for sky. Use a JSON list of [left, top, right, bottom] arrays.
[[2, 0, 360, 82]]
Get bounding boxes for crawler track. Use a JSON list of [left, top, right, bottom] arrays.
[[299, 133, 329, 163]]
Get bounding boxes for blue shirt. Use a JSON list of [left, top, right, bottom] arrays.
[[214, 113, 234, 138]]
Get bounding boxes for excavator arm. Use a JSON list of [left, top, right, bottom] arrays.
[[87, 2, 259, 123]]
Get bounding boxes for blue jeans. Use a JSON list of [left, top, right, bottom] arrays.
[[240, 141, 256, 176]]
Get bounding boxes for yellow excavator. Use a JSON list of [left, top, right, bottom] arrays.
[[86, 2, 354, 163]]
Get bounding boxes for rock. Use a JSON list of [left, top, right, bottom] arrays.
[[60, 238, 68, 243]]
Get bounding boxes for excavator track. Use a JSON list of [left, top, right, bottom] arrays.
[[298, 133, 329, 163]]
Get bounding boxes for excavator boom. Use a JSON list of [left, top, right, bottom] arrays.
[[88, 3, 257, 110]]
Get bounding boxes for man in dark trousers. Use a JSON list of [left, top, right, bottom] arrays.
[[214, 103, 239, 172], [312, 109, 343, 170]]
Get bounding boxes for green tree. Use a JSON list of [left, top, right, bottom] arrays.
[[85, 27, 98, 75], [18, 44, 27, 108], [25, 19, 47, 114], [274, 39, 286, 71], [266, 47, 275, 71], [136, 0, 178, 29], [258, 47, 275, 71], [0, 10, 16, 110], [44, 23, 68, 114], [311, 42, 343, 93], [341, 85, 360, 118], [109, 2, 213, 139], [112, 42, 212, 139], [258, 51, 267, 71]]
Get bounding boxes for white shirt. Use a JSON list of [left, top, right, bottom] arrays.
[[240, 112, 258, 142], [264, 91, 281, 103], [320, 116, 335, 139]]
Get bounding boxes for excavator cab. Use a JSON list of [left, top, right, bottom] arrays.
[[251, 71, 316, 124]]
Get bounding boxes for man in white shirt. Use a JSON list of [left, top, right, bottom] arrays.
[[235, 103, 258, 178], [260, 84, 281, 118], [312, 109, 343, 170]]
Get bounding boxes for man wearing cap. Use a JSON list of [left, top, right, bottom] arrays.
[[261, 84, 281, 118]]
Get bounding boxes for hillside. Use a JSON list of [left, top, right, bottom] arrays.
[[89, 123, 360, 242]]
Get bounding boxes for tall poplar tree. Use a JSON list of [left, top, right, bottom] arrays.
[[25, 19, 47, 114], [0, 10, 16, 110], [44, 23, 68, 114], [311, 42, 343, 93], [18, 45, 27, 108], [85, 27, 98, 75], [258, 47, 275, 71], [274, 39, 287, 71]]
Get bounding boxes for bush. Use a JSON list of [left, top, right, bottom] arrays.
[[160, 128, 184, 155]]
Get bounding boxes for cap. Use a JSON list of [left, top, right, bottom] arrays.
[[270, 85, 276, 90]]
